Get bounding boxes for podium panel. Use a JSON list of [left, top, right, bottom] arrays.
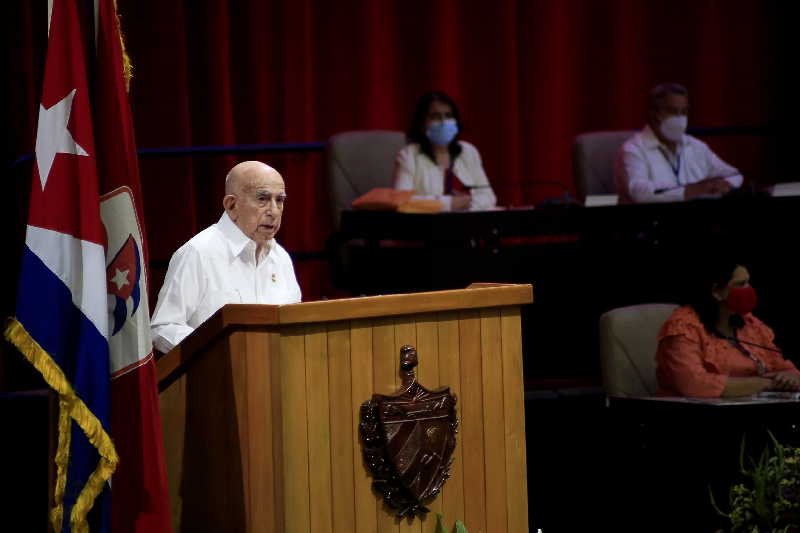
[[157, 284, 532, 533]]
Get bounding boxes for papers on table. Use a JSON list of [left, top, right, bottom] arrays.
[[585, 194, 618, 207], [771, 182, 800, 197]]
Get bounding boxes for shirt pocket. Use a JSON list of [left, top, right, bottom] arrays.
[[263, 275, 290, 304], [193, 289, 241, 325]]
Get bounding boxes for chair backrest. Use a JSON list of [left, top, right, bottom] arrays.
[[572, 130, 637, 202], [598, 303, 678, 398], [325, 130, 407, 229]]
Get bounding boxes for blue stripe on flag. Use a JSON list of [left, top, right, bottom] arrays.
[[16, 245, 112, 532], [16, 246, 110, 424], [62, 424, 111, 533]]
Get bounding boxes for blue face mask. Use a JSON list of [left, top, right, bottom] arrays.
[[426, 119, 459, 147]]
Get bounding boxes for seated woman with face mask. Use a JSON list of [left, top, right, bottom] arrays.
[[393, 91, 497, 211], [656, 258, 800, 398]]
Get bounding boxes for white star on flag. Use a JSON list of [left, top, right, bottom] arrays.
[[111, 268, 130, 290], [35, 88, 89, 190]]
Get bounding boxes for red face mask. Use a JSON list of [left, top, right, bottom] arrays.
[[724, 286, 757, 315]]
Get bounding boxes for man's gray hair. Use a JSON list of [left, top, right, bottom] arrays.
[[649, 82, 689, 110]]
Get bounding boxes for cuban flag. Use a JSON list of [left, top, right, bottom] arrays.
[[6, 1, 171, 532]]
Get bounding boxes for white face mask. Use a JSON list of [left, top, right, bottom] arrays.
[[659, 115, 688, 142]]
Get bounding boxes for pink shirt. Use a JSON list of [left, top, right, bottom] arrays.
[[656, 306, 798, 397]]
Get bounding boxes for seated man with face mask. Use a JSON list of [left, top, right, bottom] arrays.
[[614, 82, 743, 204]]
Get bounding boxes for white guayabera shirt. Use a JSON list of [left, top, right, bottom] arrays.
[[150, 212, 301, 353], [615, 124, 743, 204]]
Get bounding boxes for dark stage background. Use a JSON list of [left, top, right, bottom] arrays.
[[4, 0, 788, 306], [4, 0, 791, 387], [2, 2, 793, 530]]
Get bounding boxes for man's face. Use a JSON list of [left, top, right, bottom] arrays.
[[226, 168, 286, 248], [652, 93, 689, 126]]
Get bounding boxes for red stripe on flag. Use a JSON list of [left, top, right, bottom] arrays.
[[93, 0, 172, 530]]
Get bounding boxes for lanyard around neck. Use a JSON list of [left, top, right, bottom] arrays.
[[658, 145, 681, 181], [727, 335, 768, 376]]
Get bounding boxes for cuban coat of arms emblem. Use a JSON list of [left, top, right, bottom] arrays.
[[359, 344, 459, 518]]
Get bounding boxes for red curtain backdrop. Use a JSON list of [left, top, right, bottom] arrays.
[[4, 0, 786, 307]]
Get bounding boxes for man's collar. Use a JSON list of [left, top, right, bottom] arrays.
[[217, 212, 274, 261], [642, 124, 685, 150]]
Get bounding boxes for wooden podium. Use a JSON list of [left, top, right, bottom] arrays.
[[157, 284, 532, 533]]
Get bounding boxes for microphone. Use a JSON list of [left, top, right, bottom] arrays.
[[717, 335, 784, 354], [714, 334, 782, 358], [712, 314, 784, 354], [460, 184, 579, 205]]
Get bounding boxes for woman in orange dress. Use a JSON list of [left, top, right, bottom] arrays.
[[656, 259, 800, 397]]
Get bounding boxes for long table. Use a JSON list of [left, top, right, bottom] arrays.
[[341, 194, 799, 243], [337, 195, 800, 384]]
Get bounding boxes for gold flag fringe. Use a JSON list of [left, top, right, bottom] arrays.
[[4, 318, 119, 533], [51, 400, 72, 533], [112, 0, 133, 91]]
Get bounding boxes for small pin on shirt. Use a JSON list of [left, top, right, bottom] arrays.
[[271, 273, 277, 283]]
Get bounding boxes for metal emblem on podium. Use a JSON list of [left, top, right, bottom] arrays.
[[359, 345, 459, 518]]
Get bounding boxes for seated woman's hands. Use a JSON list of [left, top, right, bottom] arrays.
[[768, 370, 800, 392], [451, 192, 471, 211]]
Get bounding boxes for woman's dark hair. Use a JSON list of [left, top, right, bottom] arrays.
[[686, 256, 744, 334], [406, 90, 463, 164]]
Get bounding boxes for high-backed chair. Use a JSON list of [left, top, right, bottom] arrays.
[[572, 130, 637, 203], [324, 130, 407, 290], [598, 303, 678, 398], [325, 130, 406, 230]]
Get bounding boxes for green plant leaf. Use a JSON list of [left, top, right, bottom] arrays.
[[453, 520, 469, 533], [709, 484, 730, 519], [719, 432, 800, 532], [739, 434, 751, 477], [435, 512, 447, 533]]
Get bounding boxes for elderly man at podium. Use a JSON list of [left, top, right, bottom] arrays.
[[151, 161, 302, 353]]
